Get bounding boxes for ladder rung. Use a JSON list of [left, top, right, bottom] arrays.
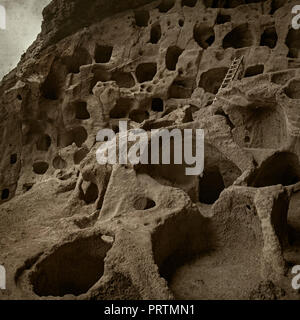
[[212, 55, 244, 106]]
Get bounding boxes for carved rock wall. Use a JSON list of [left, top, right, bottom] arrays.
[[1, 0, 300, 300]]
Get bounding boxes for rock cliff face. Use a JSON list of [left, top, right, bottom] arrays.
[[1, 0, 300, 300]]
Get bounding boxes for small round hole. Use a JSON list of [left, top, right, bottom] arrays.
[[10, 154, 17, 164], [134, 197, 156, 210]]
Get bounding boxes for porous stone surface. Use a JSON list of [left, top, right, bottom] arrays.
[[1, 0, 300, 300]]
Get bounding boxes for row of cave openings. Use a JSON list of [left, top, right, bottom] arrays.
[[41, 0, 294, 101], [22, 98, 92, 179], [31, 145, 90, 175], [199, 62, 266, 95], [198, 152, 300, 206], [110, 96, 164, 124], [156, 0, 285, 12], [138, 0, 289, 50], [19, 144, 90, 197], [141, 10, 283, 51]]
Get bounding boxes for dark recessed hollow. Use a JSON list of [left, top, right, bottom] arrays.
[[248, 152, 300, 187], [136, 63, 157, 83], [94, 45, 113, 63], [285, 29, 300, 59], [58, 126, 88, 148], [216, 13, 231, 24], [90, 68, 111, 93], [244, 65, 264, 77], [152, 98, 164, 112], [10, 154, 17, 165], [199, 67, 228, 94], [166, 46, 184, 71], [199, 167, 225, 204], [223, 24, 253, 49], [74, 148, 89, 165], [41, 59, 69, 100], [41, 72, 59, 100], [111, 71, 135, 88], [260, 27, 278, 49], [194, 23, 215, 49], [134, 10, 150, 27], [110, 98, 133, 119], [284, 79, 300, 100], [181, 0, 197, 7], [62, 48, 92, 74], [168, 79, 195, 99], [129, 109, 149, 123], [134, 197, 156, 210], [158, 0, 175, 12], [204, 0, 263, 9], [204, 0, 219, 7], [82, 183, 99, 205], [30, 235, 113, 297], [150, 23, 162, 44], [36, 134, 52, 152], [23, 184, 34, 193], [33, 162, 49, 175], [270, 0, 285, 15], [74, 101, 90, 120], [53, 156, 67, 170], [1, 189, 9, 200]]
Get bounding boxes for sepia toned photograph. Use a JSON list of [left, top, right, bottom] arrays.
[[0, 0, 300, 305]]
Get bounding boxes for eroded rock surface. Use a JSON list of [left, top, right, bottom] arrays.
[[1, 0, 300, 300]]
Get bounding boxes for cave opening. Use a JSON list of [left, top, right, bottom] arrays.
[[134, 10, 150, 27], [166, 46, 184, 71], [199, 167, 225, 205], [260, 26, 278, 49], [136, 63, 157, 83], [194, 24, 215, 49], [223, 24, 253, 49], [150, 23, 162, 44], [94, 45, 113, 63]]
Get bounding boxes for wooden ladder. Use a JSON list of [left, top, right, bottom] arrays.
[[212, 56, 244, 105]]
